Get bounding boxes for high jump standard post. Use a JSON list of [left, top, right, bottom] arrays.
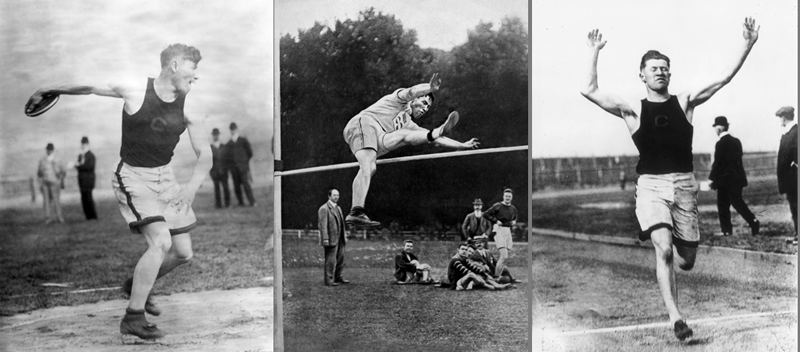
[[273, 20, 284, 352]]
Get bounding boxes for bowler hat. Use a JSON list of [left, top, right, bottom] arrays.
[[712, 116, 729, 127]]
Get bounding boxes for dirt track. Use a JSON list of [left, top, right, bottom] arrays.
[[532, 235, 797, 352], [0, 287, 273, 352]]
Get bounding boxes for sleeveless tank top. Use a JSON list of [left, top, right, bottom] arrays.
[[119, 78, 186, 167], [631, 95, 693, 174]]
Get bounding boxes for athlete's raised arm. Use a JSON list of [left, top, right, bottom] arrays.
[[169, 114, 213, 214], [399, 73, 441, 101], [580, 29, 637, 120], [683, 17, 759, 108]]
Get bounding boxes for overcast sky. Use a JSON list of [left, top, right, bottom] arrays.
[[0, 0, 273, 181], [276, 0, 528, 50], [532, 0, 798, 158]]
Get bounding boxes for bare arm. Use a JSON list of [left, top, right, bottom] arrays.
[[170, 114, 213, 214], [683, 17, 759, 108], [580, 30, 638, 120], [398, 73, 441, 101]]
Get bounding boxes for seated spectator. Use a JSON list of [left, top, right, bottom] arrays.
[[469, 239, 522, 284], [447, 243, 492, 291], [464, 244, 512, 290], [394, 240, 434, 284]]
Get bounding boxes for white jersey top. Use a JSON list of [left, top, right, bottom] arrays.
[[358, 88, 420, 133]]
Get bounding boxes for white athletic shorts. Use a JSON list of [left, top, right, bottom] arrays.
[[494, 226, 513, 250], [112, 161, 197, 235], [343, 114, 391, 157], [635, 173, 699, 247]]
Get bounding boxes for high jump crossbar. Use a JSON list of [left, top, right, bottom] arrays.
[[275, 145, 527, 177]]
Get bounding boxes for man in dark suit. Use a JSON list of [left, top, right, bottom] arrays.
[[319, 189, 349, 286], [75, 136, 97, 220], [776, 106, 798, 244], [209, 128, 230, 208], [226, 122, 256, 206], [708, 116, 759, 236]]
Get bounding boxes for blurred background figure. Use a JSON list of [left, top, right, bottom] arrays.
[[210, 128, 231, 208], [74, 136, 98, 220], [775, 106, 798, 244], [226, 122, 256, 207], [37, 143, 66, 224]]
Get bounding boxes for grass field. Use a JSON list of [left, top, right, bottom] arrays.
[[282, 239, 529, 352], [0, 186, 273, 316], [533, 177, 797, 254]]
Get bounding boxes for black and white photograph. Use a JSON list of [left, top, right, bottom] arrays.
[[0, 1, 275, 350], [531, 0, 797, 351], [274, 0, 529, 350]]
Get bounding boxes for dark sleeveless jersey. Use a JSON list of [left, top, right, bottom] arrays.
[[119, 78, 186, 167], [631, 95, 693, 174]]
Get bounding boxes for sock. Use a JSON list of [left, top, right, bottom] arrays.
[[350, 206, 364, 216], [125, 308, 145, 315], [426, 130, 435, 142]]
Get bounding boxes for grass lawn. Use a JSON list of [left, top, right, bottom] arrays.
[[533, 177, 797, 254], [282, 239, 528, 352], [0, 187, 273, 316]]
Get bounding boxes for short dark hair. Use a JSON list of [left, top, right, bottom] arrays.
[[640, 50, 670, 71], [327, 189, 338, 196], [424, 92, 435, 104], [404, 240, 414, 244], [80, 136, 89, 144], [46, 143, 54, 151], [467, 244, 476, 250], [211, 128, 220, 135], [160, 43, 202, 68], [458, 243, 468, 249], [229, 122, 238, 130]]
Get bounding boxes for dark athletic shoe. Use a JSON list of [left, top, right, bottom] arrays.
[[120, 311, 166, 340], [345, 213, 381, 228], [673, 320, 693, 341], [121, 278, 162, 316], [437, 111, 460, 138]]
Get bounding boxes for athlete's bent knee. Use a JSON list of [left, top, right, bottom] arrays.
[[654, 243, 673, 262], [176, 248, 193, 264]]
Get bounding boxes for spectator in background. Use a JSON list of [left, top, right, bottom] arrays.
[[74, 136, 97, 220], [462, 198, 492, 244], [209, 128, 230, 208], [318, 189, 349, 286], [37, 143, 66, 224], [469, 238, 521, 284], [226, 122, 256, 207], [708, 116, 759, 236], [394, 240, 434, 284], [775, 106, 798, 244], [483, 188, 518, 278]]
